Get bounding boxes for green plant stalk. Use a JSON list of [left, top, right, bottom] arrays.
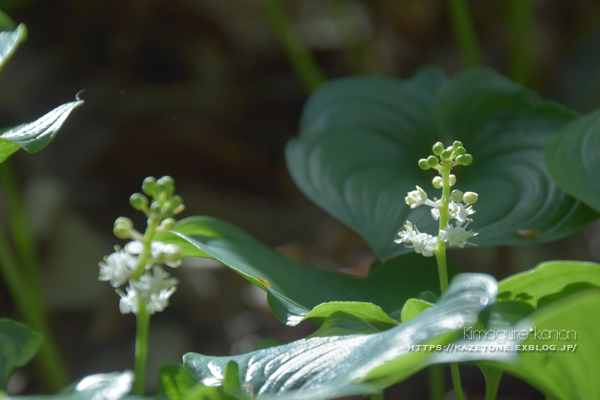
[[434, 163, 465, 400], [259, 0, 326, 92], [428, 364, 445, 400], [509, 0, 534, 85], [0, 229, 68, 390], [133, 301, 151, 395], [447, 0, 483, 68]]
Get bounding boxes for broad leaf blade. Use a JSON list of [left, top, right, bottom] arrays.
[[0, 100, 84, 163], [286, 67, 598, 260], [0, 24, 26, 72], [546, 109, 600, 213], [183, 274, 499, 400], [0, 319, 42, 390], [157, 217, 443, 326]]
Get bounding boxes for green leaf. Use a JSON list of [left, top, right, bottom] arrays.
[[498, 260, 600, 309], [546, 109, 600, 213], [301, 302, 398, 330], [0, 24, 26, 72], [0, 319, 42, 390], [0, 100, 84, 163], [5, 371, 134, 400], [286, 67, 598, 260], [253, 339, 282, 351], [307, 312, 380, 338], [183, 274, 498, 400], [180, 383, 239, 400], [157, 217, 444, 326], [488, 290, 600, 400], [158, 364, 197, 400], [400, 299, 435, 323]]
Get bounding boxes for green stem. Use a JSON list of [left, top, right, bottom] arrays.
[[509, 0, 535, 85], [434, 162, 464, 400], [259, 0, 326, 92], [131, 219, 159, 280], [133, 301, 151, 395], [428, 364, 445, 400], [447, 0, 483, 68], [0, 229, 68, 390]]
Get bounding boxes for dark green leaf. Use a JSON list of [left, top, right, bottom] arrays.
[[286, 67, 597, 260], [0, 24, 26, 72], [253, 339, 282, 351], [157, 217, 443, 325], [183, 274, 497, 400], [0, 100, 84, 163], [546, 109, 600, 213], [0, 319, 42, 390], [497, 260, 600, 309]]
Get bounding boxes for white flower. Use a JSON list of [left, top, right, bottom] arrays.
[[118, 286, 139, 314], [163, 244, 182, 268], [395, 221, 437, 257], [125, 240, 179, 268], [99, 250, 137, 287], [147, 287, 176, 314], [431, 208, 440, 221], [132, 266, 178, 300], [405, 186, 428, 208], [449, 201, 475, 226], [440, 223, 478, 248]]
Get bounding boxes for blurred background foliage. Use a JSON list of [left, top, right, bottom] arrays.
[[0, 0, 600, 398]]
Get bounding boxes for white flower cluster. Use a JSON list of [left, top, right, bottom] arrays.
[[98, 241, 181, 315], [395, 141, 479, 256]]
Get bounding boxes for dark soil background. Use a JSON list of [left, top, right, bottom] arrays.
[[1, 1, 599, 399]]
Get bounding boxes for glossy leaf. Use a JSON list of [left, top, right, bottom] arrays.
[[546, 109, 600, 213], [0, 319, 42, 390], [286, 67, 598, 260], [498, 260, 600, 308], [0, 100, 84, 164], [157, 217, 444, 326], [183, 274, 498, 400], [300, 302, 398, 329], [5, 371, 134, 400], [0, 24, 26, 72]]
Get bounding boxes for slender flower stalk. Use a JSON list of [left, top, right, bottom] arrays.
[[98, 176, 184, 395], [395, 141, 478, 400]]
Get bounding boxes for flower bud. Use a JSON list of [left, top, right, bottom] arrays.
[[159, 218, 176, 230], [164, 244, 182, 268], [452, 140, 463, 149], [418, 159, 431, 170], [432, 142, 444, 155], [456, 154, 473, 166], [449, 174, 457, 186], [454, 146, 466, 156], [129, 193, 148, 211], [427, 155, 439, 167], [157, 176, 175, 196], [432, 176, 443, 189], [441, 148, 453, 159], [114, 217, 134, 239], [163, 195, 183, 213], [142, 177, 157, 197], [150, 201, 162, 217], [451, 190, 464, 202], [463, 191, 478, 204]]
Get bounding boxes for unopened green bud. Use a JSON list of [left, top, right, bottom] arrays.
[[441, 148, 453, 159], [156, 176, 175, 196], [451, 190, 464, 202], [160, 218, 176, 230], [452, 140, 463, 149], [164, 195, 183, 211], [454, 146, 466, 156], [432, 142, 444, 155], [113, 217, 133, 239], [129, 193, 148, 211], [164, 244, 182, 268], [427, 155, 439, 167], [173, 204, 185, 215], [456, 154, 473, 166], [432, 176, 443, 189], [418, 159, 431, 170], [463, 191, 478, 204], [449, 174, 457, 187], [142, 176, 157, 197], [150, 201, 161, 217]]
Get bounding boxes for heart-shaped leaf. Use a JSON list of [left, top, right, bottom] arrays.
[[0, 100, 84, 164], [183, 274, 499, 400], [546, 109, 600, 213], [286, 67, 598, 260], [157, 217, 447, 325], [0, 319, 42, 390], [0, 24, 26, 72]]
